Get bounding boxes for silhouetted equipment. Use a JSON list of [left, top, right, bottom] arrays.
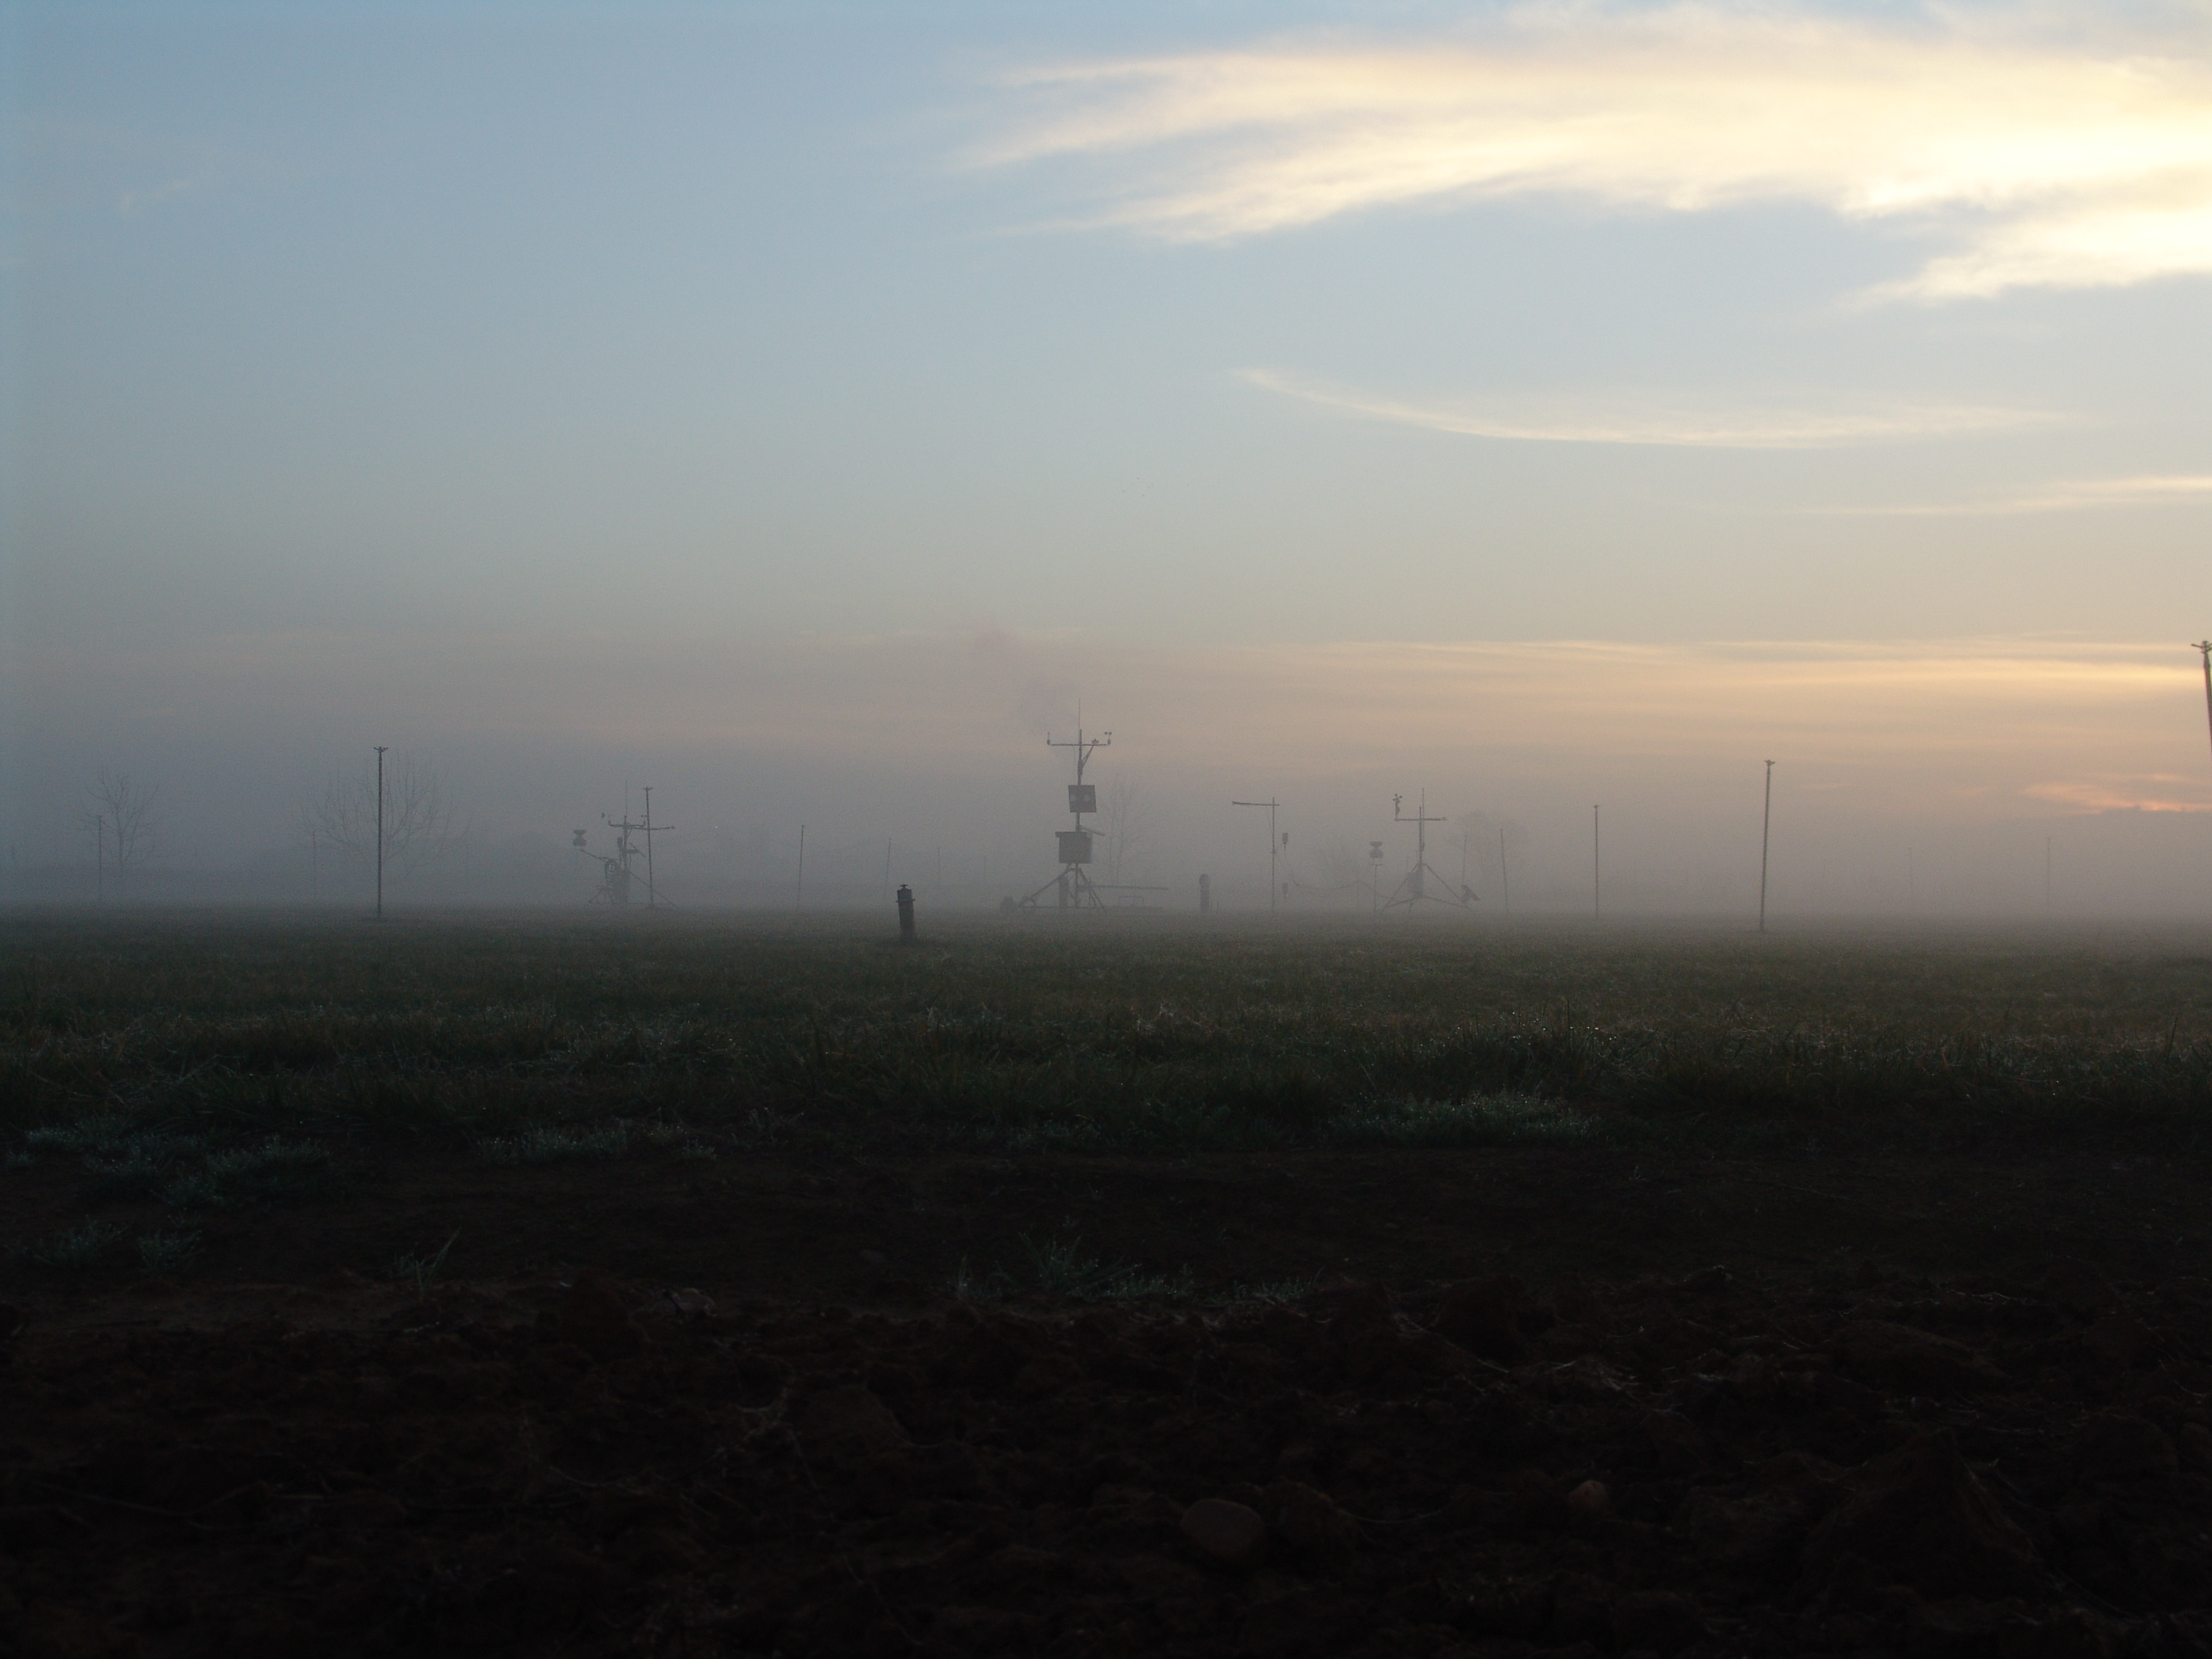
[[1231, 798, 1282, 913], [1198, 873, 1211, 913], [1383, 790, 1473, 912], [575, 795, 672, 908], [1019, 720, 1112, 910], [897, 882, 916, 943], [1369, 839, 1385, 914]]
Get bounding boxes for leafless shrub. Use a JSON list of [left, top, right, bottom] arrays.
[[81, 770, 160, 891], [299, 752, 463, 877]]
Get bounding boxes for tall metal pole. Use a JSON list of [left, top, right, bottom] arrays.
[[1593, 804, 1601, 922], [374, 745, 388, 920], [1759, 760, 1774, 934], [1498, 825, 1509, 914], [796, 823, 805, 912], [2045, 835, 2053, 917], [642, 787, 656, 909], [2196, 642, 2212, 770], [1232, 798, 1281, 913]]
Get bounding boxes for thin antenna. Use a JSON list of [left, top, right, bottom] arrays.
[[1498, 825, 1509, 914], [374, 745, 389, 920], [1759, 760, 1774, 935], [1231, 798, 1282, 913], [1593, 804, 1601, 923]]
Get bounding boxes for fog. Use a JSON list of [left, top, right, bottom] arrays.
[[7, 628, 2211, 919]]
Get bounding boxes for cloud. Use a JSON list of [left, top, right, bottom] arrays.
[[981, 5, 2212, 300], [1240, 367, 2052, 449], [2024, 778, 2212, 813], [1792, 475, 2212, 514]]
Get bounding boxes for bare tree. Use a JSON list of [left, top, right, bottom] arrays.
[[300, 753, 462, 880], [83, 771, 161, 893], [1316, 836, 1359, 890], [1099, 775, 1150, 884]]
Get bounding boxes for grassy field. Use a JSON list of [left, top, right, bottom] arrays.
[[7, 908, 2212, 1191]]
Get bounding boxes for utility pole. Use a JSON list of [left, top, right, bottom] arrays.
[[1232, 798, 1281, 913], [1759, 760, 1774, 935], [374, 745, 388, 920], [2045, 835, 2053, 917], [1593, 804, 1601, 923], [1498, 825, 1509, 914], [2195, 642, 2212, 771]]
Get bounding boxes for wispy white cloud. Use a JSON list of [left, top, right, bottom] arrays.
[[2024, 777, 2212, 813], [981, 5, 2212, 300], [1794, 475, 2212, 514], [1240, 367, 2052, 449]]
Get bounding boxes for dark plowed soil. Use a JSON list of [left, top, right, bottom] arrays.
[[5, 1238, 2211, 1657]]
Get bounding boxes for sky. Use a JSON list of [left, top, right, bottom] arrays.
[[5, 0, 2212, 912]]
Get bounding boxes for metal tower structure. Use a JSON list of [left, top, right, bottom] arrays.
[[573, 790, 673, 908], [1382, 790, 1474, 912], [1018, 721, 1111, 911]]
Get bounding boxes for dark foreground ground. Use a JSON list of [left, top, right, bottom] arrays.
[[5, 912, 2212, 1656], [5, 1142, 2211, 1659]]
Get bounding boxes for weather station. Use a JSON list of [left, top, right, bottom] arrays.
[[573, 786, 672, 908], [1015, 720, 1157, 911], [1382, 790, 1475, 912]]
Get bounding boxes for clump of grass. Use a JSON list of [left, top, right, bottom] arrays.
[[1322, 1093, 1620, 1148], [80, 1132, 206, 1202], [948, 1256, 1009, 1303], [392, 1229, 460, 1295], [1023, 1233, 1192, 1302], [1210, 1275, 1323, 1305], [480, 1124, 630, 1166], [24, 1117, 138, 1158], [161, 1137, 340, 1211], [677, 1139, 718, 1162], [28, 1218, 123, 1269], [137, 1229, 201, 1273]]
